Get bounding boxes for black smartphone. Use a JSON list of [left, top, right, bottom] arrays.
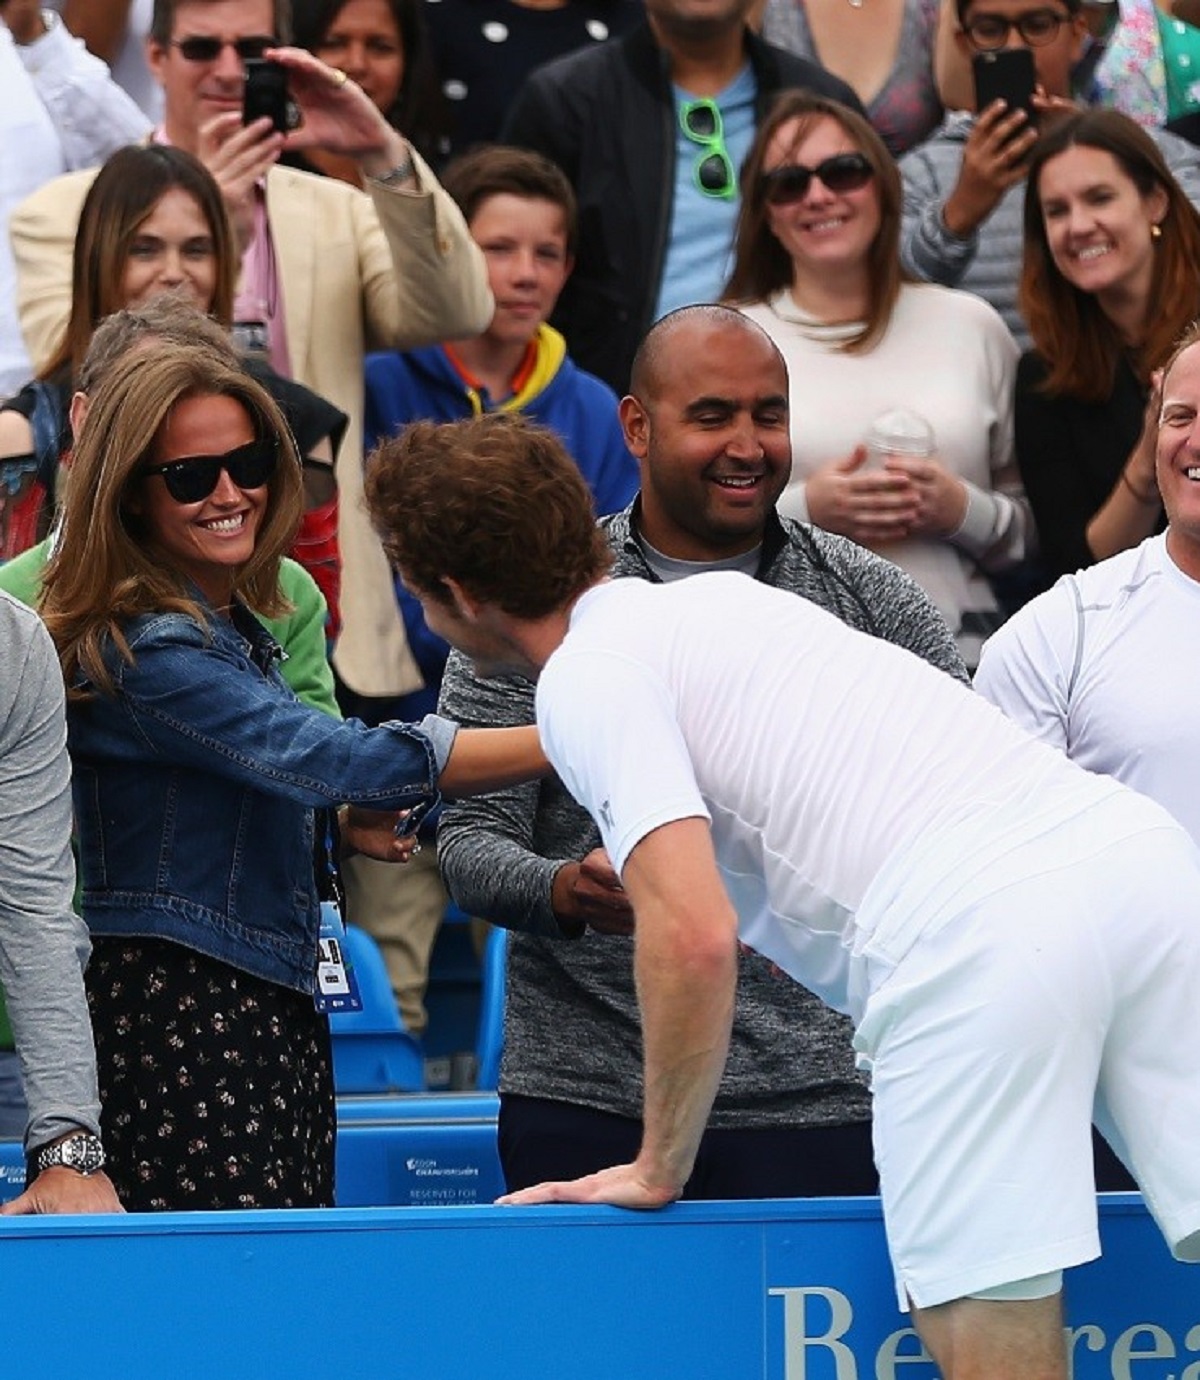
[[243, 57, 294, 133], [972, 48, 1037, 126]]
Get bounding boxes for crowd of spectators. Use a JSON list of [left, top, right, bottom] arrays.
[[1, 0, 1198, 1227]]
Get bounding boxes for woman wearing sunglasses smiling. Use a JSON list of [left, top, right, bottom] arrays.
[[727, 91, 1031, 670], [0, 145, 347, 636], [36, 343, 546, 1212]]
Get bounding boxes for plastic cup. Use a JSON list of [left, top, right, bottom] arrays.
[[863, 408, 935, 469]]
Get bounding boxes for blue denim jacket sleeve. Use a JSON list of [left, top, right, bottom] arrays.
[[80, 612, 449, 809]]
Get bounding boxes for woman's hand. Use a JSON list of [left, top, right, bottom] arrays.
[[1126, 372, 1163, 500], [882, 454, 969, 538], [266, 46, 406, 170], [339, 805, 421, 863], [1084, 373, 1163, 562], [804, 447, 920, 547]]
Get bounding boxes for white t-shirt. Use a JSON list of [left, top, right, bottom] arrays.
[[0, 17, 151, 394], [536, 574, 1123, 1017], [975, 533, 1200, 844], [46, 0, 162, 122], [737, 283, 1026, 659], [0, 29, 61, 394]]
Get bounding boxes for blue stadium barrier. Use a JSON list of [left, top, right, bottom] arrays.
[[0, 1195, 1192, 1378]]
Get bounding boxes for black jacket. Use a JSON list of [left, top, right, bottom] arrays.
[[501, 21, 862, 392]]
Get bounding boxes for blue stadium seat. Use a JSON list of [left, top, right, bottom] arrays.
[[474, 925, 506, 1092], [329, 925, 425, 1094], [334, 1093, 504, 1206]]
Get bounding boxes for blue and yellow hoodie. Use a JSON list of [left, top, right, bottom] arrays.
[[362, 324, 640, 714]]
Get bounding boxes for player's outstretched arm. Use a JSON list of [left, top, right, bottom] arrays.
[[498, 817, 737, 1208]]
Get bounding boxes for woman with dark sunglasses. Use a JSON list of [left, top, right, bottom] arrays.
[[36, 341, 546, 1212], [0, 144, 347, 631], [726, 91, 1031, 670]]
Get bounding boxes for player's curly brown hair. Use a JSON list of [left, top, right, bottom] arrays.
[[365, 414, 612, 617]]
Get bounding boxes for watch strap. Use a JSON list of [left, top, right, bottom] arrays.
[[34, 1132, 105, 1177]]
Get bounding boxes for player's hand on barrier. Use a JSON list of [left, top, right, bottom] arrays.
[[497, 1162, 680, 1210]]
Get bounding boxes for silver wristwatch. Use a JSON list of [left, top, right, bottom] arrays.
[[35, 1132, 105, 1177]]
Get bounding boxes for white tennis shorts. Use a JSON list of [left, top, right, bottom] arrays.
[[854, 793, 1200, 1311]]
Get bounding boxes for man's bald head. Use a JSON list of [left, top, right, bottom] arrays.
[[619, 304, 792, 562], [629, 305, 787, 406]]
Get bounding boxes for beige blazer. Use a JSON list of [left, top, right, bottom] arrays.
[[11, 152, 493, 698]]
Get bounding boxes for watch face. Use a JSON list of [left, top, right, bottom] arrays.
[[40, 1134, 105, 1176]]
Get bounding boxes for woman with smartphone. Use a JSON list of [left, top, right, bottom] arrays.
[[726, 91, 1030, 670], [1015, 108, 1200, 578], [37, 342, 546, 1212]]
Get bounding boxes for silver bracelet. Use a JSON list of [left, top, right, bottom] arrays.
[[371, 151, 416, 187]]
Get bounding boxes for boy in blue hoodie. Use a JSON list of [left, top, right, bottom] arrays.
[[364, 145, 637, 520], [352, 147, 637, 1046]]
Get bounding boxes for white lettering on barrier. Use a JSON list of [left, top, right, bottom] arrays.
[[768, 1287, 934, 1380], [771, 1287, 1200, 1380], [770, 1287, 857, 1380]]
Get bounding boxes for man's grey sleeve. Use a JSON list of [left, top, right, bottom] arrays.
[[823, 533, 971, 684], [0, 605, 101, 1151], [899, 143, 977, 287], [437, 651, 585, 939]]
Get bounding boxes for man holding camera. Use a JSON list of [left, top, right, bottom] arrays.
[[10, 0, 491, 712], [900, 0, 1200, 347]]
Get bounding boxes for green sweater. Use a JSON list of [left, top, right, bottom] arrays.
[[0, 546, 339, 1049]]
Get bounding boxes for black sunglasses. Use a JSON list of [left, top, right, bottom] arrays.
[[172, 35, 276, 62], [760, 152, 874, 206], [142, 439, 278, 504]]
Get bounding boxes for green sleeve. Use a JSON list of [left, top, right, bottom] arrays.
[[263, 559, 341, 718], [0, 541, 50, 609]]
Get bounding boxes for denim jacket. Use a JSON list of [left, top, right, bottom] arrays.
[[68, 601, 453, 993]]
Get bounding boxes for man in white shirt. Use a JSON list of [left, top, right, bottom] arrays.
[[976, 324, 1200, 845], [364, 401, 1200, 1380]]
